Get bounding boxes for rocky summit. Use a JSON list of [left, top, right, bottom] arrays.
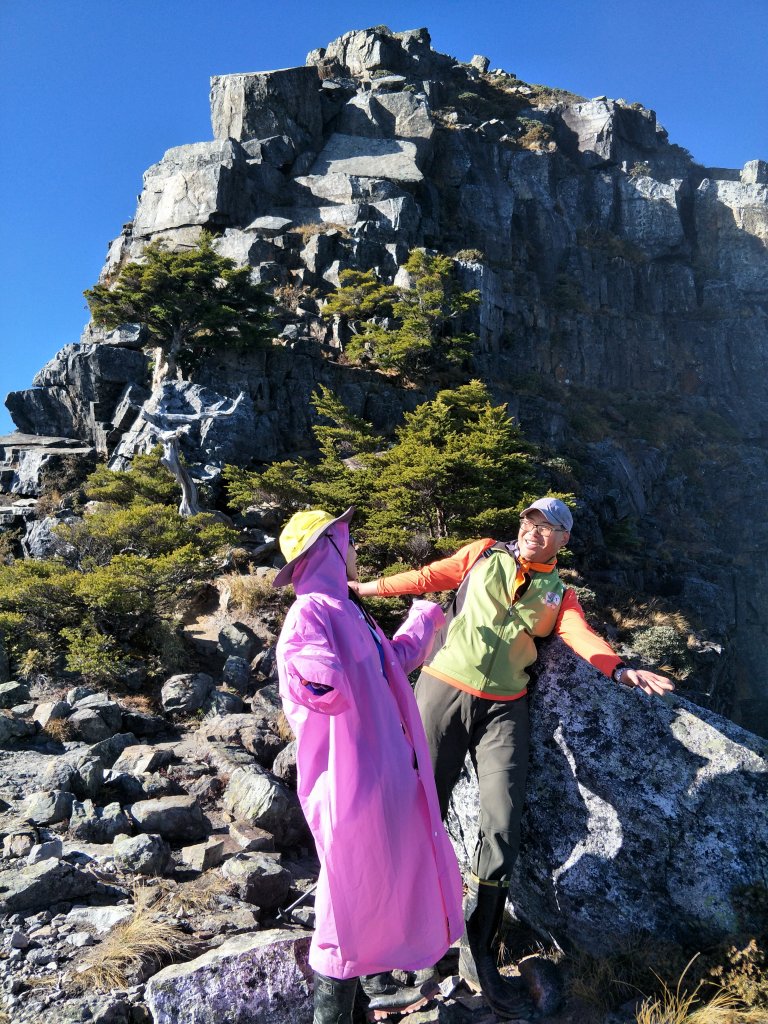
[[1, 24, 768, 1024], [3, 25, 768, 731]]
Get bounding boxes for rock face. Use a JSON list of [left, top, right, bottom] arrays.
[[223, 765, 307, 847], [146, 929, 313, 1024], [3, 24, 768, 728], [211, 67, 324, 149], [5, 327, 148, 449], [447, 640, 768, 955], [0, 858, 124, 914]]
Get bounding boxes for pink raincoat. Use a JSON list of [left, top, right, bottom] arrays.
[[276, 521, 463, 979]]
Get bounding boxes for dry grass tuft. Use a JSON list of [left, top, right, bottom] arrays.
[[166, 872, 234, 916], [23, 975, 57, 990], [567, 936, 693, 1012], [223, 567, 280, 614], [635, 962, 765, 1024], [120, 693, 159, 715], [71, 884, 191, 991], [275, 709, 295, 743], [293, 221, 351, 239], [611, 598, 695, 636], [41, 716, 76, 744]]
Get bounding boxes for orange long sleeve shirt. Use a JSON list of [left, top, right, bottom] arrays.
[[375, 538, 622, 679]]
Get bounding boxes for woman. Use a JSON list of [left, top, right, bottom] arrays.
[[273, 507, 463, 1024]]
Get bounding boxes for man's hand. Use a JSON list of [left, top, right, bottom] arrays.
[[348, 580, 379, 597], [627, 668, 675, 696]]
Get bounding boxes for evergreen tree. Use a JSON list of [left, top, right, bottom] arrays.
[[321, 269, 396, 324], [366, 380, 535, 556], [225, 380, 536, 567], [323, 250, 479, 377], [85, 232, 272, 390]]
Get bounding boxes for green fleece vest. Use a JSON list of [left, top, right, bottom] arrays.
[[426, 547, 565, 699]]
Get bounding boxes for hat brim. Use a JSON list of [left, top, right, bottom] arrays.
[[271, 506, 355, 588]]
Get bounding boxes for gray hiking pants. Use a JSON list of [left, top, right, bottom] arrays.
[[414, 671, 530, 883]]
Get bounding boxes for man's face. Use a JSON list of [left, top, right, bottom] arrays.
[[517, 509, 569, 563]]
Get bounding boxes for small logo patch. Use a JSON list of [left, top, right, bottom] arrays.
[[544, 591, 562, 607]]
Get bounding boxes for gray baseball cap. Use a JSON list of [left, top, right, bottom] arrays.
[[521, 497, 573, 532]]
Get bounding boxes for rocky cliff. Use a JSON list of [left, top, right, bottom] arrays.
[[3, 25, 768, 731]]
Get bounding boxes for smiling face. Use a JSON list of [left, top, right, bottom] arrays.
[[517, 509, 570, 563]]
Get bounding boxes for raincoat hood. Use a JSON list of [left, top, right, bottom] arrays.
[[291, 521, 351, 599]]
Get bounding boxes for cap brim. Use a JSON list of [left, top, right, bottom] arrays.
[[271, 506, 355, 588]]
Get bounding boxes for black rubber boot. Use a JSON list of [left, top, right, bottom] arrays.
[[313, 972, 359, 1024], [360, 971, 432, 1017], [459, 879, 533, 1020]]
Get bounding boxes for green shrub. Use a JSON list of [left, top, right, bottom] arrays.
[[627, 624, 691, 674], [0, 455, 235, 689]]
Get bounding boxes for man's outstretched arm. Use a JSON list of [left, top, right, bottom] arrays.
[[557, 589, 675, 696]]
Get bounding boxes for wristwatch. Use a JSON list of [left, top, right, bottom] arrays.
[[612, 664, 632, 687]]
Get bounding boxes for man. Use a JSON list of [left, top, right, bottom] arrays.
[[273, 508, 463, 1024], [350, 497, 674, 1018]]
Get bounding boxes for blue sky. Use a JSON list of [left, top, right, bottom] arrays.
[[1, 0, 766, 436]]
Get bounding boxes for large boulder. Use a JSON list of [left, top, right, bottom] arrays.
[[210, 66, 323, 149], [335, 90, 434, 143], [113, 832, 172, 876], [69, 800, 132, 843], [0, 681, 30, 708], [0, 711, 35, 745], [146, 929, 312, 1024], [447, 640, 768, 954], [110, 379, 260, 471], [23, 789, 73, 826], [223, 765, 307, 846], [0, 858, 124, 914], [129, 795, 207, 842], [160, 672, 215, 716], [220, 852, 293, 908], [308, 133, 424, 182], [556, 97, 661, 169], [310, 26, 443, 79], [132, 140, 261, 240], [6, 339, 147, 449], [0, 434, 96, 496]]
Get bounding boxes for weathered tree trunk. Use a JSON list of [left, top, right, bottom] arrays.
[[151, 330, 184, 391], [160, 436, 201, 516]]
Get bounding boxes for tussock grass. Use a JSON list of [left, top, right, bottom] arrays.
[[567, 936, 692, 1012], [167, 872, 234, 916], [294, 221, 351, 239], [120, 693, 159, 715], [612, 598, 695, 636], [71, 884, 191, 991], [41, 716, 75, 744], [223, 567, 279, 614], [221, 568, 292, 618], [635, 960, 766, 1024], [275, 709, 295, 744]]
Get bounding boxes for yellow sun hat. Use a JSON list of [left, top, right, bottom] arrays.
[[272, 506, 355, 588]]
